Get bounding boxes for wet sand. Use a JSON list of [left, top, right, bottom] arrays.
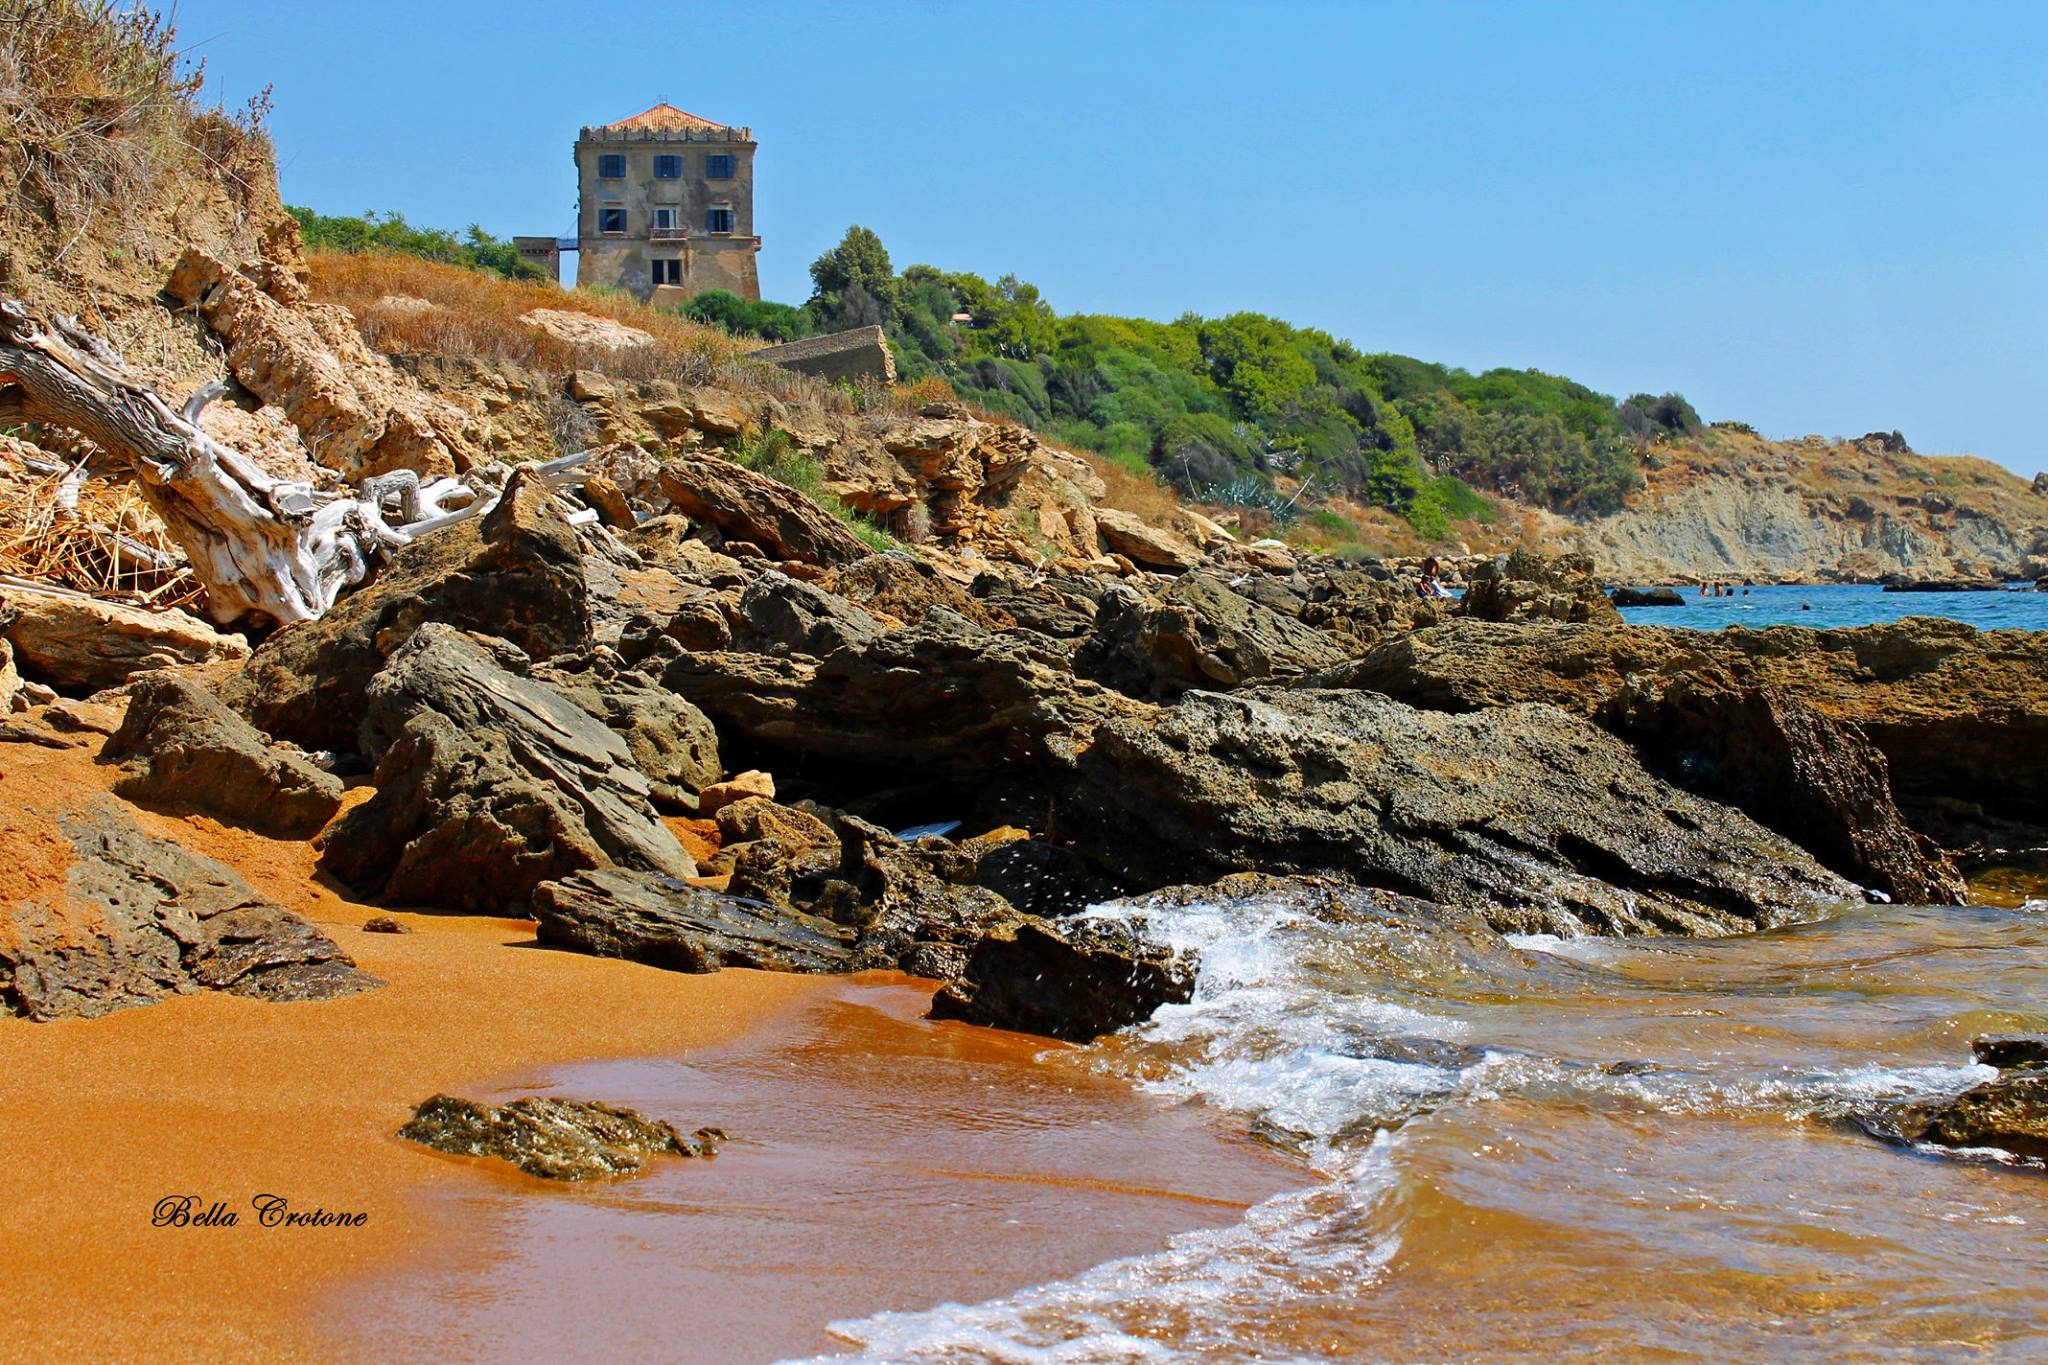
[[334, 981, 1304, 1363], [0, 739, 1300, 1361]]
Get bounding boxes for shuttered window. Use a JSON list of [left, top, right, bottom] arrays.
[[598, 154, 625, 178]]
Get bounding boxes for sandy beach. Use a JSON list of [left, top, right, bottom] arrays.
[[0, 739, 1301, 1362]]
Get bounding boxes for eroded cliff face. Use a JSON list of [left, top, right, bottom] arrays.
[[1562, 432, 2048, 582]]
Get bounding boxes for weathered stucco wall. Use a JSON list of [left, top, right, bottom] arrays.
[[751, 326, 896, 385], [572, 126, 759, 302]]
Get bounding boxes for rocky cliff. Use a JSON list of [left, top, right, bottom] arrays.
[[1560, 429, 2048, 583]]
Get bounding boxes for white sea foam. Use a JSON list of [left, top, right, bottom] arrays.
[[790, 1136, 1405, 1365]]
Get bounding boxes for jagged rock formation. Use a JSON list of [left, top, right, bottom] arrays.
[[100, 672, 341, 837], [225, 466, 591, 752], [1057, 688, 1857, 937], [317, 625, 692, 911], [1344, 616, 2048, 863], [0, 796, 375, 1020]]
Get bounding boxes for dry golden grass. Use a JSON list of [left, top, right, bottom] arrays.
[[0, 457, 200, 607], [1078, 451, 1186, 524], [304, 251, 839, 402]]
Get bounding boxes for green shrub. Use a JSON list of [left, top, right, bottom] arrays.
[[289, 208, 544, 281]]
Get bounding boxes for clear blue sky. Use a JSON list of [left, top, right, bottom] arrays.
[[176, 0, 2046, 477]]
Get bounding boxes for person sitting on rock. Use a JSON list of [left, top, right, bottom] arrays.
[[1417, 557, 1455, 599]]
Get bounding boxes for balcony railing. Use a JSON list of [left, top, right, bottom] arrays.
[[650, 225, 688, 241]]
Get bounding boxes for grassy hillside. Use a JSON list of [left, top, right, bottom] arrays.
[[678, 226, 1732, 539]]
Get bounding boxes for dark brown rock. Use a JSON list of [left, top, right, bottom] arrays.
[[100, 673, 342, 837], [929, 914, 1194, 1042], [225, 467, 592, 753], [1057, 687, 1858, 937], [532, 868, 853, 974], [317, 626, 691, 911], [1, 798, 377, 1020]]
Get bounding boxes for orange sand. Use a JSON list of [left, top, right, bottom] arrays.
[[0, 738, 832, 1361]]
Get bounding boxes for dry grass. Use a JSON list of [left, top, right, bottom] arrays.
[[0, 0, 270, 262], [307, 251, 776, 388], [1077, 450, 1186, 524], [0, 457, 199, 607]]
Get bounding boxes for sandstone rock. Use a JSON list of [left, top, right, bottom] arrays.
[[1093, 507, 1202, 572], [1057, 687, 1858, 937], [826, 553, 1015, 631], [582, 473, 636, 528], [0, 590, 248, 693], [1460, 549, 1622, 625], [714, 796, 836, 851], [0, 798, 377, 1020], [398, 1094, 722, 1181], [531, 659, 722, 793], [0, 637, 19, 713], [532, 868, 852, 974], [696, 769, 775, 817], [656, 451, 868, 566], [317, 626, 691, 911], [100, 673, 342, 837], [227, 466, 590, 752], [166, 248, 485, 479], [517, 309, 655, 351], [1076, 573, 1349, 699], [733, 570, 883, 656]]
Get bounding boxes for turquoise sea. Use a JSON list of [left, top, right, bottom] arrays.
[[1611, 582, 2048, 631]]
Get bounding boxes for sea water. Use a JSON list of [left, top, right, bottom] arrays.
[[1613, 581, 2048, 631], [811, 894, 2048, 1362]]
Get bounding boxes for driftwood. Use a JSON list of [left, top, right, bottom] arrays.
[[0, 298, 586, 626]]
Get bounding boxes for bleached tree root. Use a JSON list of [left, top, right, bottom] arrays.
[[0, 298, 588, 626]]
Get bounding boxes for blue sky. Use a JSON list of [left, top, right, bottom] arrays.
[[176, 1, 2046, 477]]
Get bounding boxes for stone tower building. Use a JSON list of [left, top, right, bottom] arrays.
[[573, 103, 760, 305]]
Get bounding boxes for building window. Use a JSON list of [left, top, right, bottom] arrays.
[[599, 205, 626, 234], [706, 154, 735, 179], [651, 207, 678, 231], [598, 153, 625, 179], [652, 259, 683, 286], [706, 207, 734, 234], [654, 154, 682, 179]]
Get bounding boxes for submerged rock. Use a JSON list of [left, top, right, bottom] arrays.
[[1, 798, 377, 1020], [100, 673, 342, 837], [1611, 587, 1686, 607], [1867, 1037, 2048, 1164], [398, 1094, 724, 1181]]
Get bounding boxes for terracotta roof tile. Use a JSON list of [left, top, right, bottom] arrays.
[[605, 102, 730, 132]]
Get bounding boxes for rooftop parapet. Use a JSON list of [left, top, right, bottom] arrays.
[[576, 123, 753, 145]]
